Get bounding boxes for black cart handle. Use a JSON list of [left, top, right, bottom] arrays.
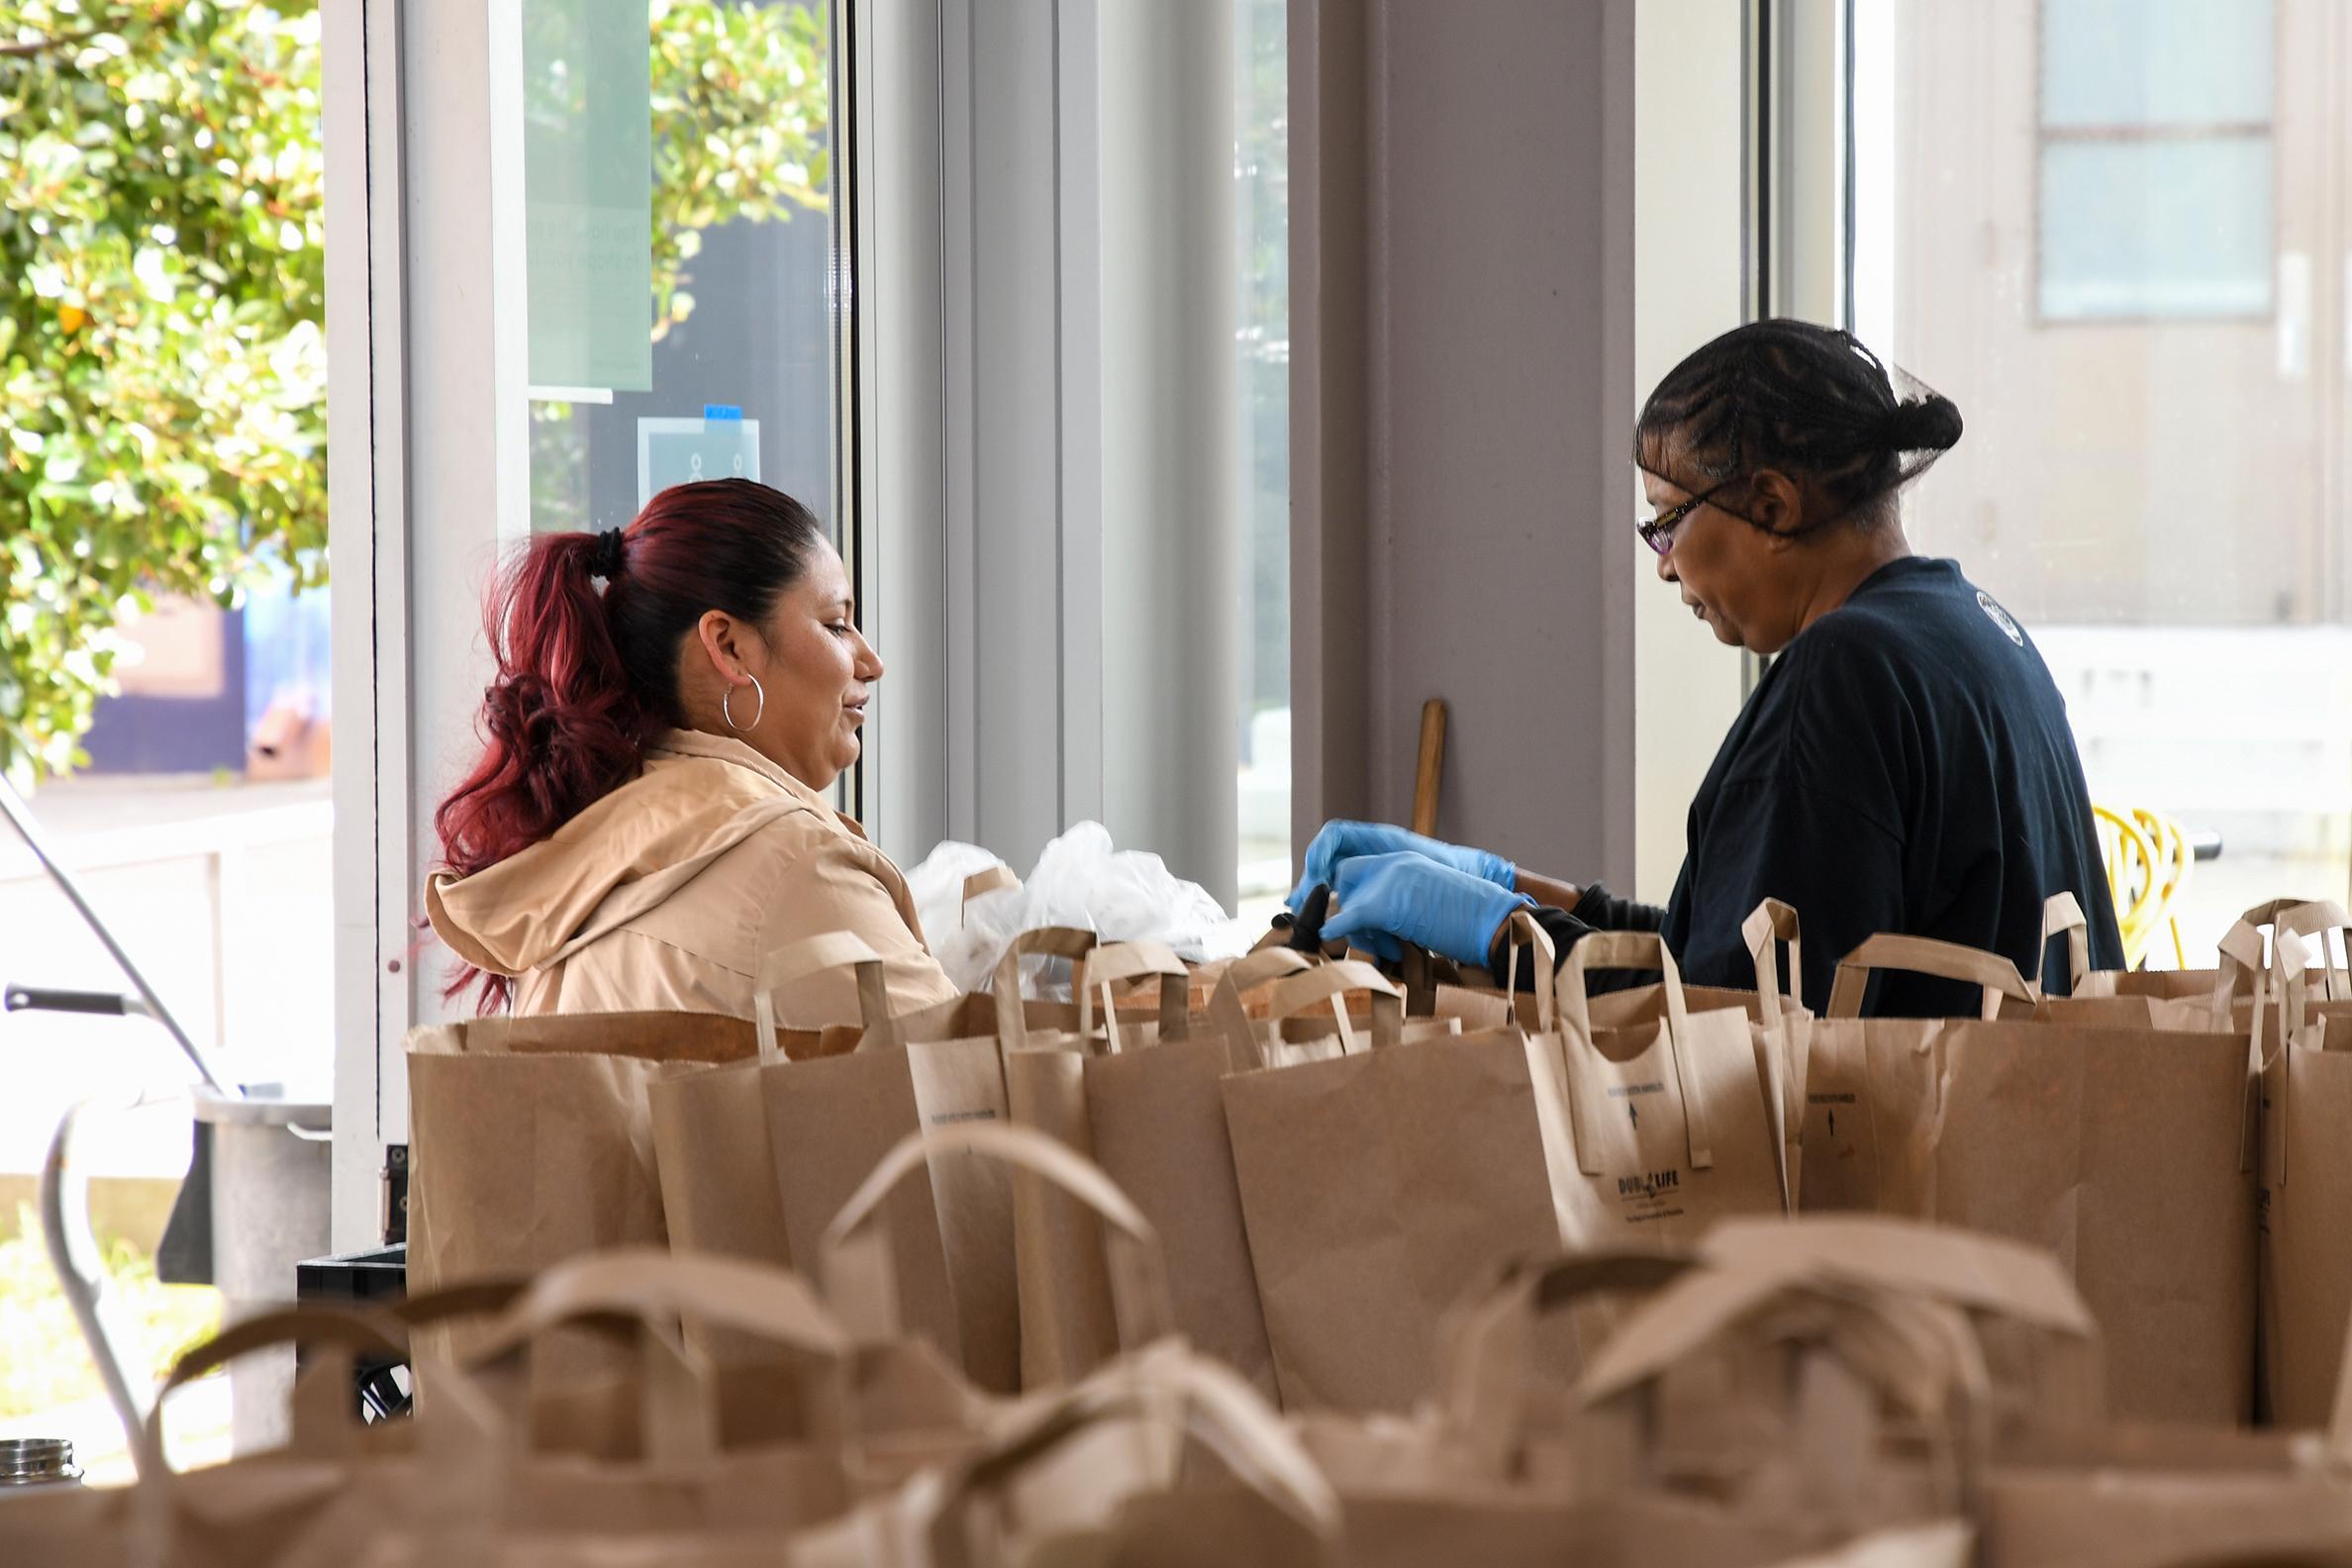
[[5, 986, 147, 1018]]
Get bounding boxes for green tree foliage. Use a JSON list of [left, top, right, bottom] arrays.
[[0, 0, 829, 777], [0, 1204, 217, 1422], [649, 0, 829, 341], [1, 0, 325, 778]]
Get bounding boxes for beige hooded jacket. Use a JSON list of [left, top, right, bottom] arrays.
[[425, 729, 959, 1023]]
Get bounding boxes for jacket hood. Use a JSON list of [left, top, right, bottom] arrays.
[[426, 730, 835, 977]]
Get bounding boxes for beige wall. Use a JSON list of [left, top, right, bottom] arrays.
[[1632, 0, 1750, 904], [1291, 0, 1638, 886]]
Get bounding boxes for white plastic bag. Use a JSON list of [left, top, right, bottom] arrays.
[[905, 823, 1256, 996]]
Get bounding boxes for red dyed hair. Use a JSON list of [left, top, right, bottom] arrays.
[[433, 479, 825, 1010]]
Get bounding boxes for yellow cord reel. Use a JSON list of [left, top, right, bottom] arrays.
[[2093, 803, 2195, 971]]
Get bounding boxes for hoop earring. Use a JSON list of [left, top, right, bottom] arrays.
[[722, 674, 765, 733]]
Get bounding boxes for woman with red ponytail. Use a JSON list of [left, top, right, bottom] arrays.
[[425, 479, 959, 1021]]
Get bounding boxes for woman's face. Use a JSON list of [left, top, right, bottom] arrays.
[[729, 538, 882, 790], [1642, 462, 1810, 656]]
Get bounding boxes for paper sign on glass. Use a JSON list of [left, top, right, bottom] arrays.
[[638, 415, 761, 507]]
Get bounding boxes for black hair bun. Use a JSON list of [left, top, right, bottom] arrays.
[[1881, 394, 1963, 453], [585, 528, 628, 580]]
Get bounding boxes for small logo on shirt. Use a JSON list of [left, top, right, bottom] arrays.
[[1977, 590, 2025, 647]]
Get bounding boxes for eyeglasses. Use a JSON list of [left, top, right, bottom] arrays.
[[1637, 476, 1740, 556]]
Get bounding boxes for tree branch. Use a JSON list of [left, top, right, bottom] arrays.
[[0, 28, 103, 60]]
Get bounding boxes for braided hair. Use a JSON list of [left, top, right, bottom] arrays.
[[1635, 319, 1962, 534]]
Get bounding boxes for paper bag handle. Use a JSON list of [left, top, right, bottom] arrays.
[[2262, 927, 2313, 1190], [919, 1350, 1341, 1562], [1555, 931, 1714, 1173], [1742, 900, 1805, 1019], [2040, 893, 2091, 996], [1825, 934, 2034, 1021], [754, 931, 897, 1062], [1436, 1248, 1700, 1474], [2242, 896, 2352, 933], [1579, 1268, 1986, 1408], [1259, 961, 1404, 1056], [2279, 901, 2352, 1003], [145, 1306, 409, 1477], [391, 1277, 533, 1330], [1577, 1272, 1990, 1516], [821, 1123, 1176, 1355], [1495, 910, 1560, 1033], [2214, 919, 2279, 1179], [990, 927, 1102, 1051], [465, 1247, 849, 1366], [1398, 944, 1453, 1018], [1209, 947, 1318, 1070], [962, 864, 1020, 909], [1077, 939, 1192, 1051], [1743, 899, 1806, 1212], [456, 1248, 850, 1467]]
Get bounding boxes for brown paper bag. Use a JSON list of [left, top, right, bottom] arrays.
[[1032, 942, 1446, 1403], [1816, 933, 2258, 1424], [906, 929, 1113, 1393], [408, 1009, 774, 1376], [373, 1250, 876, 1566], [2068, 894, 2351, 1018], [1010, 944, 1328, 1401], [1083, 948, 1285, 1403], [3, 1290, 822, 1568], [1222, 959, 1566, 1412], [1360, 1247, 1701, 1493], [3, 1255, 879, 1568], [1979, 1467, 2352, 1568], [1576, 1265, 2008, 1549], [760, 931, 1099, 1397], [1213, 1231, 2000, 1568], [449, 1249, 988, 1512], [816, 1121, 1181, 1458], [2257, 923, 2352, 1428], [1980, 1337, 2352, 1568], [993, 938, 1173, 1390], [1567, 1227, 2089, 1568], [1072, 1241, 1973, 1568], [1089, 1488, 1970, 1568], [133, 1308, 418, 1568], [1798, 940, 2035, 1218], [1422, 904, 1811, 1214], [1544, 931, 1792, 1250], [990, 938, 1275, 1395], [651, 933, 884, 1275], [787, 1342, 1341, 1568], [1696, 1216, 2106, 1436]]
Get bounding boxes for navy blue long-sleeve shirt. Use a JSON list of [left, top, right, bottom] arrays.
[[1510, 556, 2124, 1017]]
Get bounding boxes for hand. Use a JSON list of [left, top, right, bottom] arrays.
[[1288, 821, 1515, 913], [1320, 852, 1533, 968]]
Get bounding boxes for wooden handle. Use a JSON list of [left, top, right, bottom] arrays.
[[1412, 699, 1446, 837]]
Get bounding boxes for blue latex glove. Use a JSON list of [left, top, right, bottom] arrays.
[[1288, 820, 1516, 913], [1320, 851, 1534, 967]]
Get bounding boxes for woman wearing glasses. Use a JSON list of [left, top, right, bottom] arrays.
[[1293, 318, 2123, 1016]]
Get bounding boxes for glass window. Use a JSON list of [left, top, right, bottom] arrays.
[[1853, 0, 2346, 964], [2035, 0, 2275, 321], [2040, 0, 2273, 127], [2038, 139, 2273, 320], [518, 0, 841, 544], [1, 0, 332, 1475], [1233, 0, 1290, 913]]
